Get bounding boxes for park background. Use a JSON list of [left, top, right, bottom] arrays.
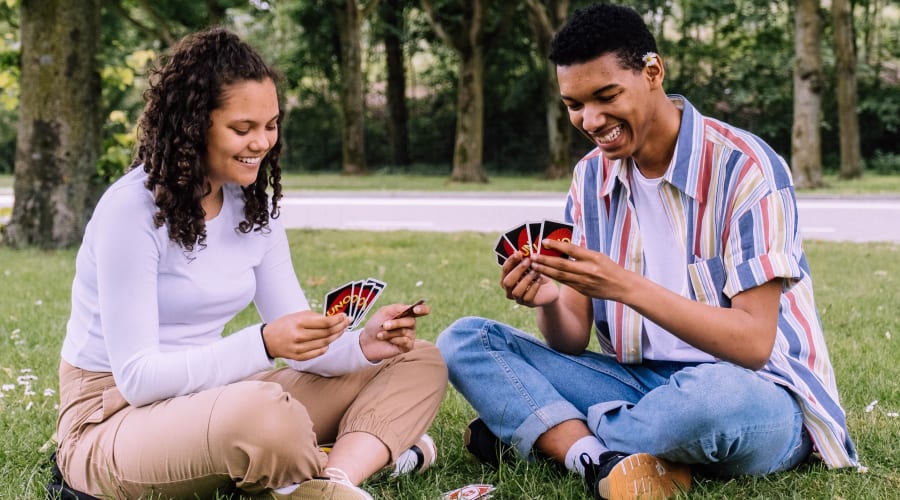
[[1, 0, 899, 498]]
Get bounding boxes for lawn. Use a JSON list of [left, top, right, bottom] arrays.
[[2, 172, 900, 194], [1, 232, 898, 499]]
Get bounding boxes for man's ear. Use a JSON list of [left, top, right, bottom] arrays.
[[645, 56, 665, 89]]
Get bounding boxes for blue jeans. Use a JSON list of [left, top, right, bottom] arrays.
[[437, 317, 812, 477]]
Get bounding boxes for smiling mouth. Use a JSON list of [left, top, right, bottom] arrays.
[[594, 123, 624, 145], [236, 156, 262, 166]]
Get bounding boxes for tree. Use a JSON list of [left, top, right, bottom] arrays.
[[379, 0, 411, 166], [524, 0, 571, 180], [832, 0, 863, 180], [791, 0, 824, 189], [420, 0, 515, 183], [333, 0, 380, 175], [4, 0, 102, 248]]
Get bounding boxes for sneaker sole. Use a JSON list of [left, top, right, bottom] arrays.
[[597, 453, 691, 500]]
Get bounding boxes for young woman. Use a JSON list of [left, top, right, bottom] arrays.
[[55, 28, 447, 499]]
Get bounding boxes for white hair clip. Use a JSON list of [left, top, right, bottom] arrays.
[[643, 52, 659, 67]]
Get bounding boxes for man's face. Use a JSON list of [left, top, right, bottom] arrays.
[[557, 53, 656, 162]]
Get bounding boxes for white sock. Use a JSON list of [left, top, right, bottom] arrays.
[[273, 484, 299, 494], [564, 436, 608, 476]]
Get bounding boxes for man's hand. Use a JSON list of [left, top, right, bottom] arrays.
[[500, 250, 559, 307], [529, 239, 627, 303]]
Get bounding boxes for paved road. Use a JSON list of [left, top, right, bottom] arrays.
[[274, 191, 900, 243], [2, 190, 899, 243]]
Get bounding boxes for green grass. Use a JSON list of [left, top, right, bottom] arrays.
[[2, 172, 900, 194], [1, 233, 898, 499]]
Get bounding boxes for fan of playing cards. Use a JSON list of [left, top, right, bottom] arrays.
[[323, 278, 387, 330], [494, 220, 574, 265]]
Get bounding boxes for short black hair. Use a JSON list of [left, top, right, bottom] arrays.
[[549, 3, 658, 72]]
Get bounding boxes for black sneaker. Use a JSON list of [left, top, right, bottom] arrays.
[[463, 418, 513, 467], [580, 451, 692, 500]]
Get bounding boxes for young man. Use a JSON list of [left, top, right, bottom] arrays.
[[437, 3, 858, 499]]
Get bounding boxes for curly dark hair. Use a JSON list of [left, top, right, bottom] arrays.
[[133, 27, 284, 251], [548, 3, 658, 72]]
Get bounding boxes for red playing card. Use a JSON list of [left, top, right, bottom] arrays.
[[324, 281, 355, 317], [538, 220, 574, 258], [494, 234, 516, 265], [504, 223, 536, 258]]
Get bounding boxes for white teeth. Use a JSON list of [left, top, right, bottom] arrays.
[[237, 157, 261, 165], [597, 124, 623, 144]]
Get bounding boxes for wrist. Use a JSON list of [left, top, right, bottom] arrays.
[[260, 323, 273, 360]]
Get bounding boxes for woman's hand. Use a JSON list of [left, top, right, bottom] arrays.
[[359, 302, 430, 362], [262, 310, 349, 361]]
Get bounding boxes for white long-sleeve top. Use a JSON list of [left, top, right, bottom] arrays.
[[62, 168, 373, 407]]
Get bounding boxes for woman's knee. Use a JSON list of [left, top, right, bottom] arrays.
[[208, 381, 316, 458]]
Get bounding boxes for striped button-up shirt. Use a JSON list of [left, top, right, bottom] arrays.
[[564, 95, 858, 468]]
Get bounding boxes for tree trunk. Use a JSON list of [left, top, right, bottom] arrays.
[[382, 0, 410, 166], [421, 0, 489, 183], [335, 0, 368, 175], [832, 0, 863, 180], [4, 0, 102, 248], [791, 0, 824, 189], [525, 0, 571, 180], [450, 47, 487, 183]]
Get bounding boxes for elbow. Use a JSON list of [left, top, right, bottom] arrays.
[[739, 334, 777, 371]]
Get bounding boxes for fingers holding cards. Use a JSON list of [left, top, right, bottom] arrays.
[[494, 219, 574, 265]]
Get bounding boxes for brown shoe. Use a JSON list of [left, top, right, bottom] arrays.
[[582, 451, 691, 500]]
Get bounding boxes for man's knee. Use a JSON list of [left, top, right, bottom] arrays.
[[436, 316, 492, 358]]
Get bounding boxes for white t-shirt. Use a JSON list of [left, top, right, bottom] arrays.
[[629, 165, 714, 362], [62, 168, 373, 406]]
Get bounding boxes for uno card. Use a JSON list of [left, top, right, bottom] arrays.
[[527, 221, 543, 256], [323, 281, 355, 318], [494, 234, 516, 265], [441, 484, 496, 500], [392, 298, 426, 319], [353, 278, 387, 328], [537, 220, 574, 258], [504, 222, 535, 258], [324, 278, 387, 330]]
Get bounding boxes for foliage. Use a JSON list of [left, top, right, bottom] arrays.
[[1, 235, 898, 498], [0, 0, 898, 180]]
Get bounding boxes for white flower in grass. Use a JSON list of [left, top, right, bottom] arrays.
[[887, 331, 892, 340], [415, 281, 424, 287], [44, 388, 55, 397], [3, 270, 9, 276], [35, 299, 43, 306], [26, 401, 33, 411], [10, 328, 20, 339], [2, 384, 14, 391], [24, 388, 36, 396], [887, 412, 898, 418], [865, 400, 878, 413]]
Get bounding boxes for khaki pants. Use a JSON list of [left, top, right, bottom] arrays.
[[56, 340, 447, 498]]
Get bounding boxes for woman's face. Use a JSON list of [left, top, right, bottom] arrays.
[[205, 78, 279, 191]]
